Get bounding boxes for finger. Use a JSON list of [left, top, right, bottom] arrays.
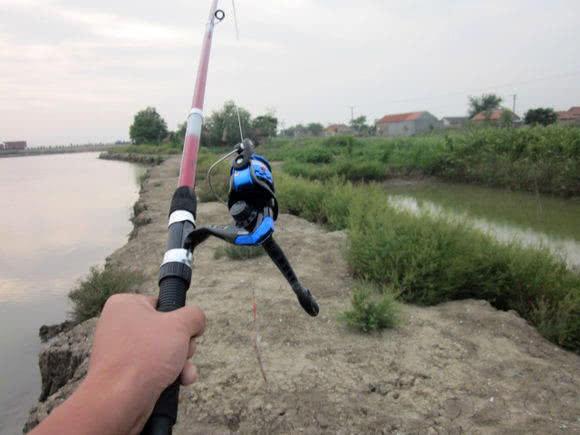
[[180, 362, 198, 386], [170, 304, 206, 338], [187, 338, 197, 359]]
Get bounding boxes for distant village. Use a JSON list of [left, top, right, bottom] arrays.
[[313, 106, 580, 138]]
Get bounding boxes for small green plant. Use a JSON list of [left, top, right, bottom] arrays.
[[214, 245, 266, 260], [341, 283, 401, 333], [68, 266, 145, 323]]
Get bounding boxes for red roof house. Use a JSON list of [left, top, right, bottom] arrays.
[[557, 107, 580, 125], [471, 109, 520, 124], [375, 111, 440, 137]]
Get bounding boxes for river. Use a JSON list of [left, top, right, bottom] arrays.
[[0, 153, 143, 434], [384, 180, 580, 270]]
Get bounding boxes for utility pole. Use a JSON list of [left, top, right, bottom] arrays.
[[511, 94, 517, 114], [348, 106, 355, 123]]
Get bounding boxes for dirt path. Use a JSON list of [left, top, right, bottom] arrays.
[[28, 157, 580, 434]]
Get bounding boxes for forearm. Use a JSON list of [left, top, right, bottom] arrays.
[[31, 368, 156, 435]]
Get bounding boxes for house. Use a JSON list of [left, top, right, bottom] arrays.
[[3, 141, 27, 151], [375, 111, 441, 137], [557, 107, 580, 125], [324, 124, 352, 137], [441, 116, 468, 129], [471, 109, 520, 125]]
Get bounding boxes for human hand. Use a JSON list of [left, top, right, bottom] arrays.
[[32, 293, 206, 435], [90, 293, 205, 394]]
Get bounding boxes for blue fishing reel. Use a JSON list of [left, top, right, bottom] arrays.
[[187, 139, 319, 316]]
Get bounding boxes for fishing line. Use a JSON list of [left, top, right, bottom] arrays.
[[207, 0, 245, 203]]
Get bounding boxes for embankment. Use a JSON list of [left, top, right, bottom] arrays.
[[26, 156, 580, 434], [99, 151, 166, 165]]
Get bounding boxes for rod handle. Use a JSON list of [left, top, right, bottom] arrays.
[[141, 276, 189, 435]]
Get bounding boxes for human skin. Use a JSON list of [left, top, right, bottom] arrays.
[[31, 293, 206, 435]]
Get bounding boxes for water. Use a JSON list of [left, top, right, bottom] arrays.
[[0, 153, 143, 434], [384, 180, 580, 269]]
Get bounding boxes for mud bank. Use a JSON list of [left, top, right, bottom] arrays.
[[99, 151, 166, 165], [26, 157, 580, 434]]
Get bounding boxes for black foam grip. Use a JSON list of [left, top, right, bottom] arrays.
[[263, 237, 319, 317], [157, 275, 188, 312], [169, 186, 197, 218], [141, 276, 188, 435]]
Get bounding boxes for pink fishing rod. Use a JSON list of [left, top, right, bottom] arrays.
[[142, 2, 225, 434], [178, 0, 222, 189]]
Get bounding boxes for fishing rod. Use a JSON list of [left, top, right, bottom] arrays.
[[142, 2, 319, 434]]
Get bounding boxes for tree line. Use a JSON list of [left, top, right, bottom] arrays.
[[129, 94, 561, 145], [129, 101, 278, 146]]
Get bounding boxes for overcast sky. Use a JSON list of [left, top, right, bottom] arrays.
[[1, 0, 579, 146]]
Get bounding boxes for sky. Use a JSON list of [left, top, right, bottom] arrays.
[[1, 0, 580, 146]]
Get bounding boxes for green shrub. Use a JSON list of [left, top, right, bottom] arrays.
[[113, 144, 181, 155], [322, 135, 361, 148], [262, 127, 580, 196], [295, 146, 334, 164], [196, 150, 230, 202], [340, 283, 401, 332], [68, 266, 145, 323], [275, 173, 580, 352], [214, 244, 266, 260]]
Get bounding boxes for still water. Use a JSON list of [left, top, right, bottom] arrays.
[[385, 180, 580, 269], [0, 153, 143, 434]]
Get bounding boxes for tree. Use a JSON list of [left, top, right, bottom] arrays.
[[203, 101, 252, 146], [499, 109, 516, 128], [251, 114, 278, 139], [306, 123, 324, 136], [280, 123, 323, 137], [350, 116, 370, 136], [129, 107, 168, 144], [468, 94, 503, 118], [524, 108, 558, 126]]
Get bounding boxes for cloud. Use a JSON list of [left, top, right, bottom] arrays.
[[55, 9, 192, 46]]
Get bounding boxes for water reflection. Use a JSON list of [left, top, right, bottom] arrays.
[[387, 193, 580, 270]]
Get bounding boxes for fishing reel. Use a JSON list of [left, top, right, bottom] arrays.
[[187, 139, 319, 317]]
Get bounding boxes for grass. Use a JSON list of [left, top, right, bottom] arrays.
[[214, 244, 266, 260], [275, 173, 580, 351], [260, 126, 580, 197], [112, 144, 182, 155], [195, 149, 231, 202], [68, 265, 145, 323], [340, 282, 401, 332]]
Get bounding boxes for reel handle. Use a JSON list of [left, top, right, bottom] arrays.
[[262, 237, 319, 317]]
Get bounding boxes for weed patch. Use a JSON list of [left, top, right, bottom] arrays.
[[68, 266, 145, 323], [275, 174, 580, 352], [340, 282, 401, 333]]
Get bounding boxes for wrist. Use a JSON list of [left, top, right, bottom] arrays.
[[77, 365, 158, 434]]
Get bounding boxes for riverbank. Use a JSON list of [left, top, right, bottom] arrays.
[[0, 145, 118, 158], [99, 151, 166, 165], [26, 156, 580, 433]]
